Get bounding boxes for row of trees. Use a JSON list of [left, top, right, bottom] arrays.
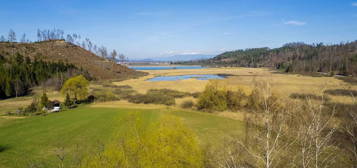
[[189, 41, 357, 76], [0, 29, 128, 63], [0, 53, 78, 99]]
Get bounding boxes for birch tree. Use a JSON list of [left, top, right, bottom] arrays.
[[296, 98, 336, 168]]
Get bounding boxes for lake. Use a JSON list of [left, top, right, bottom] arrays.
[[147, 74, 225, 81], [129, 66, 204, 70]]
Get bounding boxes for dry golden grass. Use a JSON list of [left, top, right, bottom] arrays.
[[113, 67, 357, 104]]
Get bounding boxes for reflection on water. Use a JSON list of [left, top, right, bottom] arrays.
[[148, 74, 225, 81]]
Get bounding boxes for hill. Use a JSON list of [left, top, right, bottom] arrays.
[[0, 40, 146, 80], [188, 42, 357, 76]]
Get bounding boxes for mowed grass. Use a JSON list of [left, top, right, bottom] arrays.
[[0, 105, 244, 168]]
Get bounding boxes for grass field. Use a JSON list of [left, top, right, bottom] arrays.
[[0, 67, 356, 168], [0, 105, 243, 168]]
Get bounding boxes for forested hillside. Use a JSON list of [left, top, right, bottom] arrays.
[[0, 40, 145, 80], [0, 53, 85, 98], [0, 29, 146, 99], [190, 42, 357, 76]]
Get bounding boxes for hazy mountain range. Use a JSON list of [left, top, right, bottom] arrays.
[[130, 54, 215, 62]]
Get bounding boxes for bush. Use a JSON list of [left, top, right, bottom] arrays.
[[127, 93, 175, 106], [147, 89, 190, 98], [125, 89, 188, 106], [226, 89, 247, 111], [246, 83, 282, 113], [93, 91, 119, 102], [181, 100, 194, 109], [197, 81, 228, 112]]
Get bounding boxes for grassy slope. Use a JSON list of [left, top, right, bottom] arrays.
[[0, 106, 243, 168]]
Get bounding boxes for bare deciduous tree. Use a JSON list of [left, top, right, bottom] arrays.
[[8, 29, 16, 42], [119, 54, 126, 64], [0, 35, 5, 42], [296, 97, 336, 168], [20, 33, 27, 43]]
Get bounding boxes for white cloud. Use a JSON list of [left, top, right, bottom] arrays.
[[284, 20, 306, 26], [353, 2, 357, 6]]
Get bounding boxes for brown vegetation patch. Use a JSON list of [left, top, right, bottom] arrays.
[[290, 93, 331, 101], [324, 89, 357, 96]]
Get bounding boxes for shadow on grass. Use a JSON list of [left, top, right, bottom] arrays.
[[0, 145, 10, 153], [324, 89, 357, 96], [290, 93, 330, 101], [335, 77, 357, 85], [324, 102, 357, 119]]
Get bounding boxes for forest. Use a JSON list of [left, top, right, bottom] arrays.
[[0, 53, 83, 99], [185, 42, 357, 76]]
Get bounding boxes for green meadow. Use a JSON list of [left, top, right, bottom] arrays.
[[0, 106, 244, 168]]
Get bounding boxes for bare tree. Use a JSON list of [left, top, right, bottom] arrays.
[[8, 29, 16, 42], [85, 38, 92, 51], [20, 33, 27, 43], [110, 50, 118, 69], [111, 50, 118, 62], [119, 54, 126, 64], [228, 82, 290, 168], [0, 35, 5, 42], [296, 98, 336, 168], [37, 29, 42, 41], [66, 34, 74, 43], [98, 46, 108, 58], [342, 96, 357, 167]]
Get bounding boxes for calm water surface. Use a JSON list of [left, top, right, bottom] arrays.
[[148, 74, 225, 81], [129, 66, 204, 70]]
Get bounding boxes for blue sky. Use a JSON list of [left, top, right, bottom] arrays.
[[0, 0, 357, 58]]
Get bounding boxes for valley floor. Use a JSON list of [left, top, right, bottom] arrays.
[[0, 67, 356, 168]]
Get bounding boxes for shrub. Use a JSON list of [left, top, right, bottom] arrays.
[[93, 91, 119, 102], [127, 93, 175, 106], [226, 89, 247, 111], [146, 89, 190, 98], [181, 100, 194, 109], [197, 81, 228, 112], [64, 93, 73, 107], [40, 92, 49, 109], [246, 82, 282, 113]]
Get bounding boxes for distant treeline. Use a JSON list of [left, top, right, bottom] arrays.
[[0, 53, 81, 99], [182, 42, 357, 76]]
